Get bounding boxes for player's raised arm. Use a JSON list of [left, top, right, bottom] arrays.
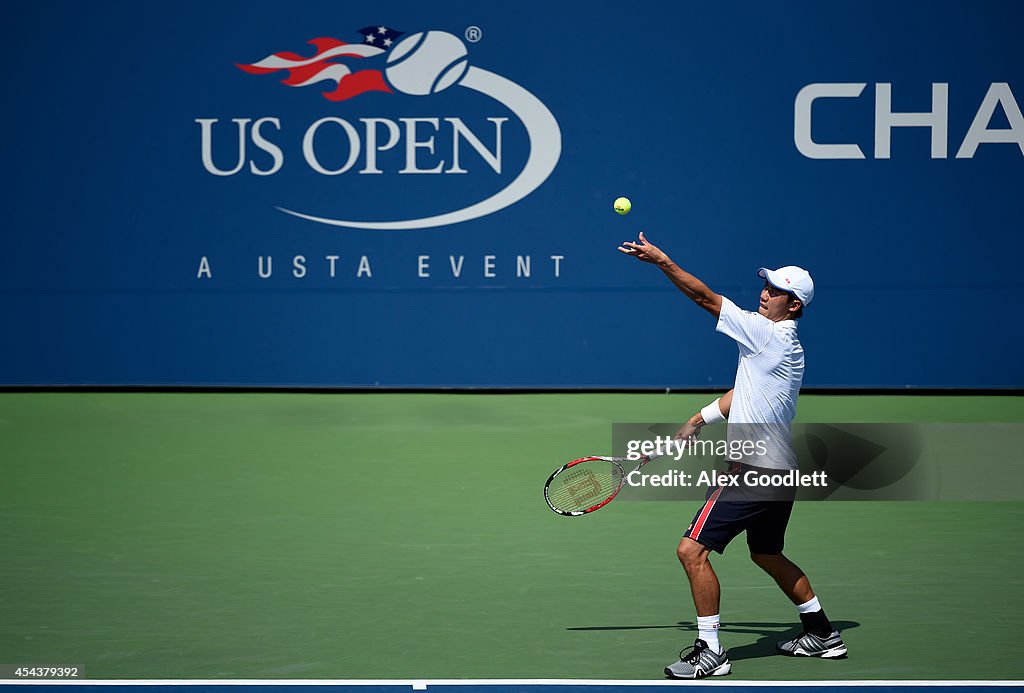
[[618, 232, 723, 317]]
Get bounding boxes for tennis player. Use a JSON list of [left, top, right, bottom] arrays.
[[618, 232, 847, 679]]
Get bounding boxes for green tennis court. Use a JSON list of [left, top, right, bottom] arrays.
[[1, 393, 1022, 680]]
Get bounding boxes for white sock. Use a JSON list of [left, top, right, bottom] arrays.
[[797, 596, 821, 614], [697, 614, 722, 654]]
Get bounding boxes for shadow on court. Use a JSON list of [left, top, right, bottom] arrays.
[[567, 620, 860, 661]]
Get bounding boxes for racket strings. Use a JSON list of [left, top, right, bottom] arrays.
[[546, 460, 623, 513]]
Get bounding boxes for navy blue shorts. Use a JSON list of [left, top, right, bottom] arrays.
[[683, 464, 796, 555]]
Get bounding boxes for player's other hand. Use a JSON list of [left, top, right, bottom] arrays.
[[618, 232, 669, 264], [673, 414, 704, 446]]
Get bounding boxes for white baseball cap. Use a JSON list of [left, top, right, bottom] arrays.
[[758, 266, 814, 307]]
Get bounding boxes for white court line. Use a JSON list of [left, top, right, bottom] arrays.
[[0, 680, 1021, 687]]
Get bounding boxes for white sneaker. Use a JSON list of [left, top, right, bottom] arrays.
[[664, 638, 732, 679], [777, 630, 848, 658]]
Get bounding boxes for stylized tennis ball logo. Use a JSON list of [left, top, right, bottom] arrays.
[[385, 31, 469, 96]]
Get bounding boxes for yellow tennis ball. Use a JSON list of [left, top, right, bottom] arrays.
[[613, 197, 631, 215]]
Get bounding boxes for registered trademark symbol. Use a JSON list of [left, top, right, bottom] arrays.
[[465, 26, 482, 43]]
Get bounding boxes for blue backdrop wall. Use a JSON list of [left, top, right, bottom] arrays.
[[3, 1, 1022, 388]]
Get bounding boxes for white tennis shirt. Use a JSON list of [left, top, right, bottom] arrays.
[[716, 296, 803, 470]]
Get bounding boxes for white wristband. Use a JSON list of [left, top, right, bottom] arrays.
[[700, 398, 727, 425]]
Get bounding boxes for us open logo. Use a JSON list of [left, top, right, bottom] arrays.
[[196, 25, 562, 230]]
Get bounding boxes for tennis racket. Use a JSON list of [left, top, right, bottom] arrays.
[[543, 452, 660, 516]]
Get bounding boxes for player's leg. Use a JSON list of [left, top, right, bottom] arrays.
[[676, 537, 719, 617], [749, 551, 814, 604], [746, 499, 848, 658], [666, 538, 732, 679], [664, 491, 744, 679]]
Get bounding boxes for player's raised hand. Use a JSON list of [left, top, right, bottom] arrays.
[[618, 232, 669, 264]]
